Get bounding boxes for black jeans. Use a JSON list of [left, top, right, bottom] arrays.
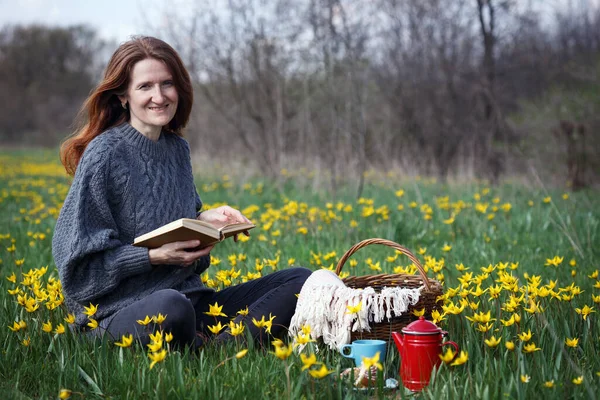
[[95, 267, 311, 349]]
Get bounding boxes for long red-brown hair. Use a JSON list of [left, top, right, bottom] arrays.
[[61, 36, 193, 175]]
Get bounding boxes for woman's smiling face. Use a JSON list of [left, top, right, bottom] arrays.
[[119, 58, 178, 140]]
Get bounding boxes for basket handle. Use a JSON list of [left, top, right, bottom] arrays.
[[335, 238, 432, 291]]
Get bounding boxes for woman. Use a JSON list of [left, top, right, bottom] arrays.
[[52, 36, 310, 349]]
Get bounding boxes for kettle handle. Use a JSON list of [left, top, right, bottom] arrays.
[[441, 340, 459, 358]]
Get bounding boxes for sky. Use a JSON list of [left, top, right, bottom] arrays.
[[1, 0, 598, 44], [0, 0, 164, 43]]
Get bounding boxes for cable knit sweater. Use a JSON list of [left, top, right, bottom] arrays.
[[53, 123, 212, 328]]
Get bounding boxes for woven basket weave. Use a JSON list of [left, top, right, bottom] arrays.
[[335, 238, 443, 342]]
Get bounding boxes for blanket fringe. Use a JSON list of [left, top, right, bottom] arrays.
[[289, 270, 421, 351]]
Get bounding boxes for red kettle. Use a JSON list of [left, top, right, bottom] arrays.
[[391, 316, 459, 391]]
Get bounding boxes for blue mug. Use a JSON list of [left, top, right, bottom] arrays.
[[340, 339, 387, 367]]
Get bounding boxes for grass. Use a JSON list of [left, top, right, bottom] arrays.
[[0, 149, 599, 399]]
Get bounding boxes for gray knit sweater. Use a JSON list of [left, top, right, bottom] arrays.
[[53, 123, 212, 328]]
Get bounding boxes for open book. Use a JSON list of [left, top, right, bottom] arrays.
[[133, 218, 255, 249]]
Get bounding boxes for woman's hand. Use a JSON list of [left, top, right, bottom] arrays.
[[148, 240, 214, 266], [197, 205, 252, 225], [197, 205, 252, 241]]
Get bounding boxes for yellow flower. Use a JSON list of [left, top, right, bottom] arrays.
[[152, 313, 167, 324], [484, 336, 501, 348], [83, 303, 98, 316], [450, 351, 468, 366], [204, 302, 227, 317], [524, 301, 543, 314], [147, 341, 163, 353], [148, 349, 167, 369], [6, 272, 16, 283], [522, 342, 541, 353], [575, 305, 595, 320], [361, 352, 383, 370], [252, 314, 270, 330], [295, 333, 316, 347], [54, 324, 66, 334], [208, 322, 225, 334], [228, 320, 245, 337], [22, 337, 31, 346], [418, 247, 427, 255], [301, 324, 312, 336], [273, 342, 293, 360], [301, 353, 319, 371], [456, 263, 469, 271], [501, 315, 516, 327], [572, 376, 583, 385], [149, 330, 163, 344], [465, 310, 494, 324], [439, 348, 456, 364], [24, 297, 39, 312], [476, 322, 494, 333], [518, 329, 533, 342], [443, 215, 455, 225], [58, 389, 72, 399], [235, 349, 248, 359], [569, 259, 576, 267], [431, 309, 446, 324], [165, 332, 173, 343], [42, 321, 53, 333], [64, 314, 75, 324], [308, 364, 334, 379], [136, 315, 152, 326], [565, 337, 579, 348], [544, 256, 563, 267], [346, 302, 363, 314], [412, 308, 425, 317], [87, 318, 98, 330], [8, 320, 25, 332], [441, 244, 452, 252], [521, 374, 530, 383], [505, 341, 515, 351], [543, 380, 554, 388], [115, 334, 134, 348], [543, 196, 551, 203], [264, 314, 276, 334], [237, 306, 249, 316]]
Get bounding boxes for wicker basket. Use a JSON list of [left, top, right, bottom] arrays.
[[335, 238, 444, 342]]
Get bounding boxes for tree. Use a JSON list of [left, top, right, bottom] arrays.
[[0, 25, 104, 144]]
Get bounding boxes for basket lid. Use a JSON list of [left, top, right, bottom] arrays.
[[402, 316, 442, 335]]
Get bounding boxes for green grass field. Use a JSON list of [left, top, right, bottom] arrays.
[[1, 149, 599, 399]]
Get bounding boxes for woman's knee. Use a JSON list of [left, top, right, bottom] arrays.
[[282, 267, 312, 295], [286, 267, 312, 284], [150, 289, 195, 329]]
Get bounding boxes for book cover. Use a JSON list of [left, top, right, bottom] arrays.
[[133, 218, 255, 249]]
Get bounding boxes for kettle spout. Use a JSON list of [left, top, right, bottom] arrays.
[[391, 331, 404, 351]]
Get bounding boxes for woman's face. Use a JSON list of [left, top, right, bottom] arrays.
[[119, 58, 178, 140]]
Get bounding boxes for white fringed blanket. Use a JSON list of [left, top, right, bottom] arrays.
[[289, 270, 422, 350]]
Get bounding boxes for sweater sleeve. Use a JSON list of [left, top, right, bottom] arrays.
[[53, 143, 152, 304], [195, 190, 203, 217]]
